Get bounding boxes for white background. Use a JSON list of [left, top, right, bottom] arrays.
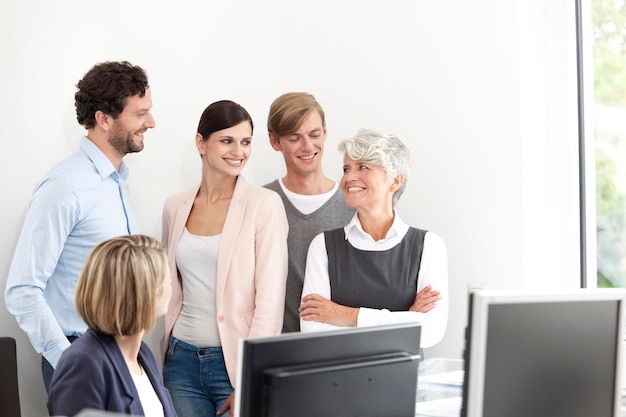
[[0, 0, 584, 415]]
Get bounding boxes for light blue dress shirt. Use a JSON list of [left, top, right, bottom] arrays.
[[4, 136, 140, 368]]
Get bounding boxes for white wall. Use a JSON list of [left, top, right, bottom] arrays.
[[0, 0, 580, 415]]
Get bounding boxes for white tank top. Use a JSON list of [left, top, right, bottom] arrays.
[[172, 228, 222, 346]]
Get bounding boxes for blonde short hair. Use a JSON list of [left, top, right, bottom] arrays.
[[75, 234, 167, 336], [267, 92, 325, 139]]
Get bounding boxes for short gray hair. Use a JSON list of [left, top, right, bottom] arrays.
[[338, 128, 411, 206]]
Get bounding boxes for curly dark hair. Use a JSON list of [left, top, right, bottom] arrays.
[[75, 61, 149, 129]]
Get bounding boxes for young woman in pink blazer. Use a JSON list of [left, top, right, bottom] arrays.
[[160, 100, 289, 417]]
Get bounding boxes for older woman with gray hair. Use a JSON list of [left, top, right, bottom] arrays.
[[299, 128, 448, 349]]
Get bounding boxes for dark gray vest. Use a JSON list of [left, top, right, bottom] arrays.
[[325, 227, 427, 310]]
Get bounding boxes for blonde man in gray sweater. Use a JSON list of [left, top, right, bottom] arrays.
[[264, 92, 355, 333]]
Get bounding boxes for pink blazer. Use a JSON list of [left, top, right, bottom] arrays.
[[160, 176, 288, 387]]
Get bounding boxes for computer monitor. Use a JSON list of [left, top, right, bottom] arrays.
[[461, 288, 626, 417], [234, 323, 422, 417]]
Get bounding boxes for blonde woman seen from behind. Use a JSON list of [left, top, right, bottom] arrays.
[[47, 235, 176, 417]]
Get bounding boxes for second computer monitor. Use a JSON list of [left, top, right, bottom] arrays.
[[462, 288, 626, 417]]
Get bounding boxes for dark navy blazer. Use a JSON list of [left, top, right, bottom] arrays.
[[47, 329, 177, 417]]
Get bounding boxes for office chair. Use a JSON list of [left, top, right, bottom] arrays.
[[0, 337, 21, 417]]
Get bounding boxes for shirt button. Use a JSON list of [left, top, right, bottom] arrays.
[[218, 315, 224, 323]]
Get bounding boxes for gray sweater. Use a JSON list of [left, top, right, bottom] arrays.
[[264, 180, 355, 332]]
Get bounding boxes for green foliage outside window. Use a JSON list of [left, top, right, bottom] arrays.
[[592, 0, 626, 287]]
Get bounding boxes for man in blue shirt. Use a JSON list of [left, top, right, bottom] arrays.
[[4, 61, 156, 392]]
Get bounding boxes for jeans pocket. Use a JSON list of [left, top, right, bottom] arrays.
[[166, 335, 178, 359]]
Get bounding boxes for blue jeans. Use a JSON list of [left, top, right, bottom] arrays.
[[164, 336, 233, 417]]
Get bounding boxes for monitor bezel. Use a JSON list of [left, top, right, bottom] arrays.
[[463, 288, 626, 417]]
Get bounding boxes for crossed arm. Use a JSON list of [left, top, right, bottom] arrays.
[[299, 285, 441, 326], [299, 232, 448, 348]]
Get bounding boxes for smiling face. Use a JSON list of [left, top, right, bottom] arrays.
[[198, 120, 252, 177], [107, 88, 155, 155], [341, 156, 402, 212], [270, 110, 327, 178]]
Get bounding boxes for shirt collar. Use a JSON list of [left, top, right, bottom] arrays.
[[344, 209, 409, 243], [80, 136, 129, 181]]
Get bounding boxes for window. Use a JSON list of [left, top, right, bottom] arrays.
[[583, 0, 626, 288]]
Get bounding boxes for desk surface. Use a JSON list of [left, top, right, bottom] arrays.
[[415, 358, 463, 417]]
